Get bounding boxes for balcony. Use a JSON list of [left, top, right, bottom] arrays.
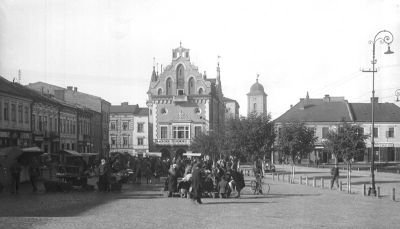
[[154, 139, 191, 145]]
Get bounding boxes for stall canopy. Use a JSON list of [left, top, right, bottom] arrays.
[[183, 152, 201, 157], [61, 150, 97, 157], [0, 147, 44, 167], [145, 152, 162, 157]]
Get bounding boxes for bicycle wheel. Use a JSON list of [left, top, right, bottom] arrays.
[[260, 181, 270, 195]]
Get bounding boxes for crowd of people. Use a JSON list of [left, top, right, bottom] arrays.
[[165, 156, 246, 204]]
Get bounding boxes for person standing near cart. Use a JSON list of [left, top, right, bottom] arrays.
[[10, 160, 22, 194], [98, 158, 110, 192]]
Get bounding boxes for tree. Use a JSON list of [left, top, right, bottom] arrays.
[[277, 122, 317, 164], [224, 112, 275, 162], [323, 121, 367, 193], [190, 131, 222, 161]]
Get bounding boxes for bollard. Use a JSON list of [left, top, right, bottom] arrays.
[[306, 177, 309, 186], [321, 178, 324, 189], [272, 173, 275, 181], [282, 174, 285, 181], [339, 181, 342, 191], [277, 173, 280, 181], [313, 177, 316, 187], [377, 187, 380, 198], [392, 188, 396, 201], [363, 184, 366, 196], [299, 176, 302, 185]]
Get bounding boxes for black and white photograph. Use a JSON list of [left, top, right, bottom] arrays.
[[0, 0, 400, 228]]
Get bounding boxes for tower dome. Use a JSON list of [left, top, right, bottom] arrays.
[[248, 78, 266, 95]]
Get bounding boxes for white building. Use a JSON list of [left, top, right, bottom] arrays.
[[109, 102, 149, 156]]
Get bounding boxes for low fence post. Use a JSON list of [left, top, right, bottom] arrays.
[[377, 187, 380, 198], [313, 177, 316, 187], [306, 177, 309, 186], [339, 181, 342, 191], [321, 178, 324, 189], [299, 176, 302, 185], [392, 188, 396, 201], [282, 174, 285, 182], [363, 184, 366, 196], [277, 173, 280, 181]]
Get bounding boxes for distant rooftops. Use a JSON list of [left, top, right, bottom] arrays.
[[110, 102, 148, 116], [275, 94, 400, 123]]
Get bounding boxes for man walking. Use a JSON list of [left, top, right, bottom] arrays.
[[330, 164, 339, 189], [10, 160, 22, 194], [191, 162, 203, 204]]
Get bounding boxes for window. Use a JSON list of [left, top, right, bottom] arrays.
[[123, 136, 129, 146], [173, 126, 189, 139], [24, 106, 29, 124], [158, 88, 162, 95], [198, 88, 203, 95], [138, 138, 144, 146], [73, 121, 76, 134], [322, 127, 329, 138], [49, 117, 53, 132], [122, 122, 129, 130], [11, 104, 16, 122], [111, 137, 116, 146], [66, 120, 70, 134], [32, 114, 36, 131], [387, 127, 394, 138], [4, 102, 9, 121], [18, 104, 23, 123], [177, 89, 184, 96], [71, 143, 75, 150], [253, 103, 257, 111], [166, 78, 172, 95], [38, 115, 43, 131], [137, 123, 144, 133], [194, 126, 202, 138], [54, 118, 58, 132], [161, 126, 168, 139], [44, 116, 47, 132], [111, 122, 116, 130], [373, 127, 378, 138], [188, 78, 195, 95]]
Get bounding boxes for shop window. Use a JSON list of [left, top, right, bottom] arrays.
[[137, 123, 144, 133], [387, 127, 394, 138], [161, 126, 168, 139]]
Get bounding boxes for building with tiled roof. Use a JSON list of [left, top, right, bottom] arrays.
[[274, 94, 400, 164], [146, 44, 225, 158], [109, 102, 149, 156]]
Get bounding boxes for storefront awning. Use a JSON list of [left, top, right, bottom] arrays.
[[145, 152, 162, 157], [183, 152, 201, 157], [61, 150, 96, 157]]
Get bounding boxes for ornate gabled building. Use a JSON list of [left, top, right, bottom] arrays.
[[146, 44, 225, 158]]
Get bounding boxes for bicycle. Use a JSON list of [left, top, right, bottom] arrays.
[[250, 173, 270, 195]]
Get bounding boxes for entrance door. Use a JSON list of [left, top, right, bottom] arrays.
[[388, 147, 395, 161]]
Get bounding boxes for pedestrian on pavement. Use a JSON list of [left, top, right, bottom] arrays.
[[29, 157, 41, 192], [217, 175, 229, 198], [10, 160, 22, 194], [191, 162, 204, 204], [98, 158, 110, 192], [167, 164, 178, 197], [330, 164, 339, 189]]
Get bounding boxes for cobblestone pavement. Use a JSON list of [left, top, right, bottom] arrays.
[[0, 174, 399, 229]]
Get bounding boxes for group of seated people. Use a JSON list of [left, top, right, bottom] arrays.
[[166, 157, 246, 199]]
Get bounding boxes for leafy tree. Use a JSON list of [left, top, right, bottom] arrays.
[[190, 131, 222, 161], [224, 112, 275, 161], [323, 121, 367, 193], [323, 121, 367, 165], [277, 122, 317, 164]]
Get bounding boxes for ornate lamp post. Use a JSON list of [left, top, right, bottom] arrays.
[[362, 30, 394, 196]]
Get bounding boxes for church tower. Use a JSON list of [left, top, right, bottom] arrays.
[[247, 75, 267, 115]]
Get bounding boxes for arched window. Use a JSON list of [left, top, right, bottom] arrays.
[[198, 88, 203, 95], [188, 78, 195, 95], [176, 64, 185, 90], [158, 88, 162, 95], [166, 78, 172, 95]]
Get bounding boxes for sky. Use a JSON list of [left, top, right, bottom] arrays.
[[0, 0, 400, 119]]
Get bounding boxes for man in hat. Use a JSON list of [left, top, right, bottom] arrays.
[[191, 162, 203, 204]]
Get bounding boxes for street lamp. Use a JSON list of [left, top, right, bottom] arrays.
[[362, 30, 394, 196]]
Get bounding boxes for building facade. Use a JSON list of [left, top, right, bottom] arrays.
[[247, 78, 267, 116], [274, 94, 400, 164], [223, 97, 240, 120], [146, 45, 225, 158], [0, 76, 32, 148], [27, 82, 110, 158]]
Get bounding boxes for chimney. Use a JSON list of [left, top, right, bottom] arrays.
[[67, 86, 73, 90], [290, 104, 293, 108], [74, 87, 78, 92], [370, 97, 379, 104], [323, 94, 330, 102], [121, 102, 129, 106]]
